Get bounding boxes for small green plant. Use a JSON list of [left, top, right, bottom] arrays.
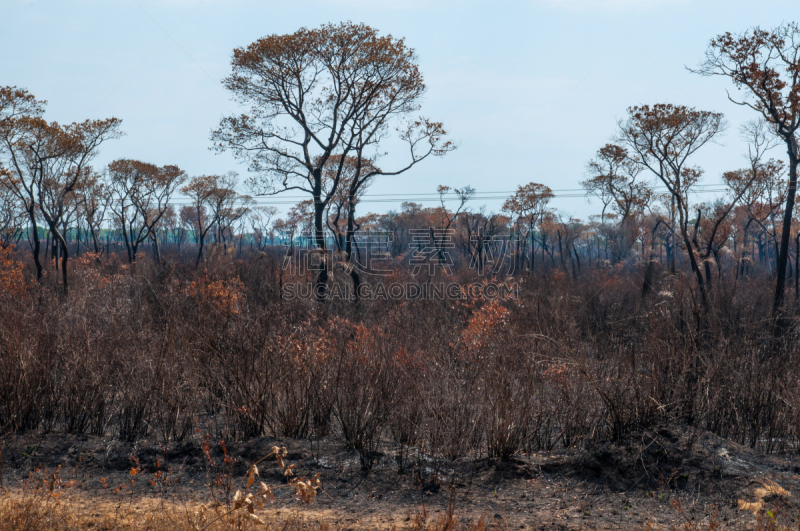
[[23, 445, 38, 459]]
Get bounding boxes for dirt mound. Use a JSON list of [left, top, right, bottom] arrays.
[[474, 457, 538, 481], [541, 426, 780, 496]]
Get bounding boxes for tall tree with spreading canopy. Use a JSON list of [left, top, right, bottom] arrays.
[[181, 173, 240, 266], [108, 160, 185, 264], [618, 104, 726, 310], [4, 115, 121, 291], [0, 87, 47, 278], [693, 23, 800, 317], [211, 22, 454, 301]]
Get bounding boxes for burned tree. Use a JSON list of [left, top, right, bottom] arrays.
[[212, 22, 453, 301]]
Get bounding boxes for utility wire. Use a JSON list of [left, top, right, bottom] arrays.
[[159, 185, 733, 206]]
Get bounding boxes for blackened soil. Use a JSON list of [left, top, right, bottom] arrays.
[[3, 425, 800, 529]]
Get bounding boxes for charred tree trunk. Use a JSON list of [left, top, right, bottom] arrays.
[[642, 220, 661, 297], [28, 213, 43, 281], [312, 173, 328, 303], [773, 138, 799, 327], [195, 231, 205, 267]]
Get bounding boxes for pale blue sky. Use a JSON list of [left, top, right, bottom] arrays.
[[2, 0, 795, 218]]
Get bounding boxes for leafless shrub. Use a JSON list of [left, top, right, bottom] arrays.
[[0, 244, 799, 468], [330, 322, 396, 469]]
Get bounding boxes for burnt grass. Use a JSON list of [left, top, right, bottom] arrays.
[[3, 424, 800, 529]]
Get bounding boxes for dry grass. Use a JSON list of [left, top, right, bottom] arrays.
[[4, 491, 800, 530], [0, 441, 338, 531], [0, 490, 509, 531]]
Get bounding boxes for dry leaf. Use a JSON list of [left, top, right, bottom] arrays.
[[737, 479, 789, 515], [738, 499, 763, 514], [759, 479, 789, 497], [246, 465, 258, 489], [247, 513, 265, 524]]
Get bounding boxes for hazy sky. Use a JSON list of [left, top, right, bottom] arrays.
[[2, 0, 796, 217]]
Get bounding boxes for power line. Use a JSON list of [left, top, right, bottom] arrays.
[[161, 185, 733, 206]]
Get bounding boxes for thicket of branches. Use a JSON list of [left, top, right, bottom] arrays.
[[0, 238, 800, 467]]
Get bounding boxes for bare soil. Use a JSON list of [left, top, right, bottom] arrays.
[[2, 426, 800, 529]]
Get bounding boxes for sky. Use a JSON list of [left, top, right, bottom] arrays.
[[2, 0, 797, 219]]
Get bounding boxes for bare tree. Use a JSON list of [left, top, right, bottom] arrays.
[[0, 88, 49, 279], [321, 155, 377, 253], [723, 121, 786, 275], [179, 205, 203, 247], [693, 23, 800, 316], [14, 117, 122, 292], [75, 170, 111, 258], [582, 144, 652, 262], [250, 205, 278, 250], [618, 104, 726, 309], [0, 167, 25, 249], [108, 160, 185, 264], [181, 173, 239, 266], [502, 183, 554, 274], [211, 22, 454, 301], [459, 210, 511, 274], [139, 165, 186, 263]]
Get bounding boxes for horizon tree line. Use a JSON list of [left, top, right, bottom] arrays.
[[0, 21, 799, 324]]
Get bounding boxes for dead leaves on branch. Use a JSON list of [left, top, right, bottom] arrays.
[[212, 21, 454, 200], [237, 444, 325, 506], [183, 276, 245, 316], [196, 445, 328, 531], [699, 23, 800, 131]]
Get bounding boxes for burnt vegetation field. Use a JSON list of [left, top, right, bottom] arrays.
[[3, 19, 800, 531]]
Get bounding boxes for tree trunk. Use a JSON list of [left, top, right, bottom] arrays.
[[772, 137, 799, 329], [642, 221, 661, 297], [90, 225, 100, 256], [344, 196, 361, 304], [196, 231, 205, 266], [681, 226, 708, 311], [795, 232, 800, 302], [572, 242, 581, 274], [122, 222, 133, 263], [151, 231, 162, 264], [557, 232, 566, 271], [49, 223, 70, 295], [28, 214, 43, 281], [313, 178, 328, 303], [670, 197, 676, 274]]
